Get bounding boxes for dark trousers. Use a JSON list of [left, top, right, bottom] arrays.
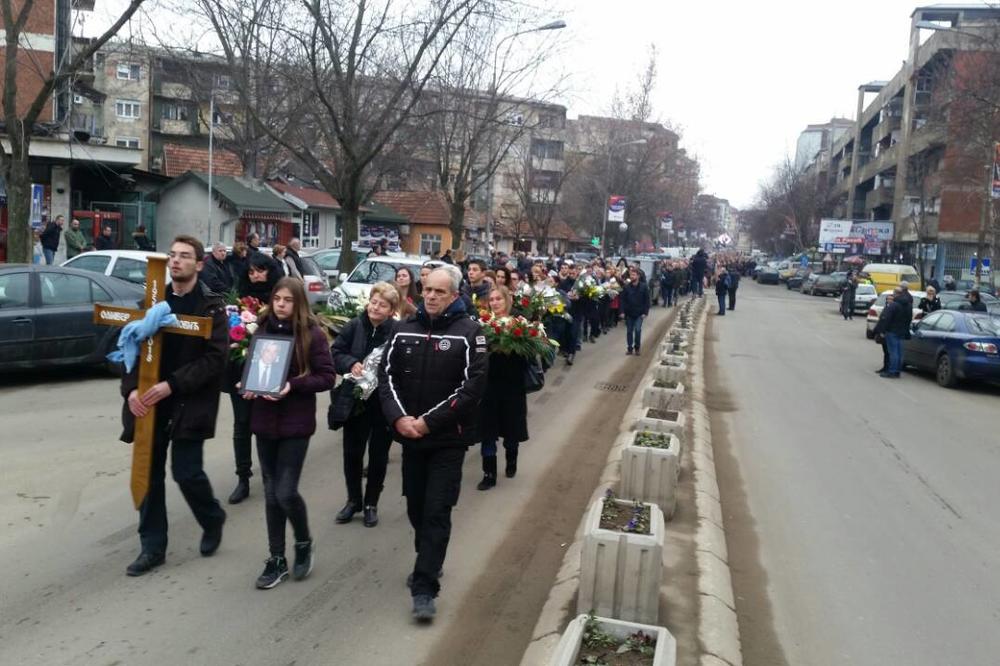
[[880, 340, 889, 371], [229, 393, 253, 478], [662, 284, 674, 307], [717, 292, 727, 314], [728, 287, 737, 311], [402, 446, 465, 597], [257, 436, 311, 556], [342, 409, 393, 507], [568, 312, 584, 352], [481, 437, 519, 458], [886, 333, 903, 375], [691, 276, 704, 297], [625, 315, 644, 351], [138, 427, 225, 555]]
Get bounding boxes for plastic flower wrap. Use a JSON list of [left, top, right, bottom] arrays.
[[354, 343, 386, 401], [573, 274, 604, 300]]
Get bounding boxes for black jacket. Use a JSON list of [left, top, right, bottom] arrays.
[[40, 222, 61, 251], [120, 282, 229, 442], [691, 252, 708, 280], [201, 255, 233, 294], [329, 312, 396, 427], [95, 235, 115, 251], [378, 299, 488, 449], [919, 296, 941, 314], [480, 351, 528, 442], [874, 299, 912, 337], [620, 280, 651, 318]]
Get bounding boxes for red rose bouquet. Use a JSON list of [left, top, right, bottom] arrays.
[[479, 311, 558, 363]]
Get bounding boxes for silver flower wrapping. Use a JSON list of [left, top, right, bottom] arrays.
[[355, 343, 386, 400]]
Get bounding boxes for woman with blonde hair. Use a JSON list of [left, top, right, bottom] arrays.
[[329, 281, 400, 527]]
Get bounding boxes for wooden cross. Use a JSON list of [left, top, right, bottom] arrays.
[[93, 255, 213, 509]]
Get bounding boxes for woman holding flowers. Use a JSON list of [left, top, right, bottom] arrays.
[[244, 277, 336, 589], [222, 252, 280, 504], [329, 282, 399, 527], [476, 286, 532, 490]]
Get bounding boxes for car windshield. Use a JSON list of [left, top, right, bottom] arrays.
[[856, 285, 876, 295], [299, 257, 323, 278], [346, 259, 405, 285], [966, 315, 1000, 336], [313, 252, 340, 270]]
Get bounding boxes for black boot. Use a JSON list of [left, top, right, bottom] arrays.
[[477, 456, 497, 490], [335, 500, 360, 524], [228, 476, 250, 505], [505, 450, 518, 478]]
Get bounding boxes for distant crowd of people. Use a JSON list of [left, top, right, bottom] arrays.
[[34, 214, 151, 264]]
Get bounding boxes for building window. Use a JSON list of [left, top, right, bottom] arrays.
[[300, 211, 320, 248], [530, 169, 561, 190], [115, 137, 140, 149], [531, 139, 564, 160], [537, 112, 565, 129], [161, 103, 189, 121], [214, 74, 232, 90], [115, 100, 141, 119], [419, 233, 442, 256], [116, 63, 141, 80]]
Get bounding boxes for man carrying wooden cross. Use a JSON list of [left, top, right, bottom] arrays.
[[119, 235, 229, 577]]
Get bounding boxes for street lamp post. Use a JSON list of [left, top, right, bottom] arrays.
[[482, 19, 566, 252], [601, 138, 646, 257]]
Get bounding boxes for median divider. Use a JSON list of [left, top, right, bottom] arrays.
[[522, 296, 732, 666]]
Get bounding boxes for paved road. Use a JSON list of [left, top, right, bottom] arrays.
[[709, 281, 1000, 666], [0, 309, 673, 666]]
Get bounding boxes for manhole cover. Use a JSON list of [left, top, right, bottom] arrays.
[[595, 382, 629, 393]]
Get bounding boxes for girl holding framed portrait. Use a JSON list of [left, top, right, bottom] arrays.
[[241, 277, 336, 589]]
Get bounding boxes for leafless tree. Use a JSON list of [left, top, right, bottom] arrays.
[[755, 157, 830, 253], [1, 0, 146, 261], [504, 145, 581, 253], [200, 0, 489, 274]]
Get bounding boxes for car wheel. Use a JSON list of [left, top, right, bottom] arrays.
[[936, 353, 957, 388]]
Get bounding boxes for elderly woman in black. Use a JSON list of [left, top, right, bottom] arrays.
[[329, 281, 400, 527], [477, 286, 529, 490]]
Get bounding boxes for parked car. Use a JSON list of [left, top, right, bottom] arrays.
[[61, 250, 164, 286], [327, 256, 443, 310], [811, 274, 843, 297], [936, 290, 1000, 315], [303, 248, 367, 285], [866, 289, 927, 339], [0, 264, 144, 372], [757, 266, 781, 285], [799, 273, 820, 294], [786, 269, 811, 290], [904, 310, 1000, 387], [853, 283, 878, 312]]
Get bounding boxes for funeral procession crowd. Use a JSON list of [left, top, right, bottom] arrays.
[[92, 233, 758, 624]]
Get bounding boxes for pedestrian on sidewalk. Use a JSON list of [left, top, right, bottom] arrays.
[[121, 236, 229, 577], [329, 282, 399, 527], [246, 277, 336, 589], [727, 268, 740, 311], [873, 286, 909, 378], [40, 215, 64, 264], [476, 286, 529, 490], [64, 218, 87, 258], [659, 261, 675, 307], [714, 267, 731, 316], [622, 265, 650, 355], [841, 275, 858, 320], [378, 265, 488, 622]]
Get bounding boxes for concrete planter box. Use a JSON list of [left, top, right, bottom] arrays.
[[631, 405, 686, 438], [653, 362, 686, 384], [549, 614, 677, 666], [659, 340, 688, 356], [641, 377, 686, 411], [578, 498, 665, 623], [619, 431, 681, 518], [667, 328, 691, 341]]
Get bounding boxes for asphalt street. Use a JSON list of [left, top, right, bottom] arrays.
[[708, 281, 1000, 666], [0, 307, 673, 666]]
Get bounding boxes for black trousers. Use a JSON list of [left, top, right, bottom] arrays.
[[257, 436, 311, 556], [342, 408, 393, 507], [728, 287, 738, 310], [229, 393, 253, 478], [138, 425, 225, 555], [402, 446, 465, 597]]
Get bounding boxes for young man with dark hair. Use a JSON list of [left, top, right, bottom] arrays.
[[40, 214, 64, 264], [466, 259, 490, 302], [121, 235, 229, 576]]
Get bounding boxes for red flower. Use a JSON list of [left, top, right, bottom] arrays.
[[229, 325, 247, 342], [481, 311, 493, 322], [521, 297, 530, 307], [529, 328, 539, 337], [513, 328, 523, 337], [493, 325, 502, 334]]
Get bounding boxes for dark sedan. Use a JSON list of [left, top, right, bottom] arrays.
[[0, 265, 144, 372], [757, 267, 780, 284], [904, 310, 1000, 387], [937, 290, 1000, 315], [811, 274, 843, 297]]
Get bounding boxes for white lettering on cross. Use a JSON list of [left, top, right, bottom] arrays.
[[100, 310, 132, 322]]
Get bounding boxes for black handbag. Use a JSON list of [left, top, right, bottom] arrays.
[[327, 379, 358, 431], [524, 357, 545, 394]]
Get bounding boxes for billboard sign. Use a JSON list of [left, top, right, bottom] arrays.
[[658, 211, 673, 231], [607, 195, 626, 223], [818, 219, 852, 245]]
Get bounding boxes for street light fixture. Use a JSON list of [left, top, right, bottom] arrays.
[[602, 138, 647, 257]]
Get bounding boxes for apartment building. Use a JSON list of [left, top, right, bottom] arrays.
[[812, 5, 1000, 281], [795, 118, 854, 170]]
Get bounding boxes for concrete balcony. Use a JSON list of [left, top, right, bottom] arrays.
[[866, 187, 895, 211], [156, 118, 196, 136], [157, 81, 195, 100], [873, 115, 901, 144]]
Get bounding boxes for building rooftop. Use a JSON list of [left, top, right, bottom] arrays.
[[162, 144, 243, 178], [268, 180, 341, 210], [373, 190, 483, 229], [156, 171, 294, 213]]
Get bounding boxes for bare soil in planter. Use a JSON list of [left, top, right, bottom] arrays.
[[653, 380, 679, 389], [579, 616, 657, 665], [577, 643, 656, 665], [660, 359, 682, 367], [599, 497, 652, 535], [646, 408, 679, 421]]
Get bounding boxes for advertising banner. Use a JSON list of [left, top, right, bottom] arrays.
[[30, 184, 45, 230], [607, 195, 626, 223], [657, 211, 673, 231], [818, 219, 852, 245]]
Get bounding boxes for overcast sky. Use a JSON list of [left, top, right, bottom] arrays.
[[84, 0, 989, 208]]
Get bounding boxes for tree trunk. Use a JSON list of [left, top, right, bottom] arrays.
[[337, 207, 361, 275], [4, 143, 34, 264], [449, 198, 466, 251]]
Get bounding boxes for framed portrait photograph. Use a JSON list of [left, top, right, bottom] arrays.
[[240, 334, 293, 397]]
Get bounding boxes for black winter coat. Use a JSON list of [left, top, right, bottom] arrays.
[[119, 282, 229, 442], [378, 299, 488, 449], [201, 256, 233, 294], [329, 312, 396, 427], [250, 319, 336, 439], [691, 252, 708, 280], [40, 222, 61, 251], [620, 280, 651, 318], [480, 351, 529, 442]]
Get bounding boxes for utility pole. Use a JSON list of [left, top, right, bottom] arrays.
[[207, 92, 215, 244]]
